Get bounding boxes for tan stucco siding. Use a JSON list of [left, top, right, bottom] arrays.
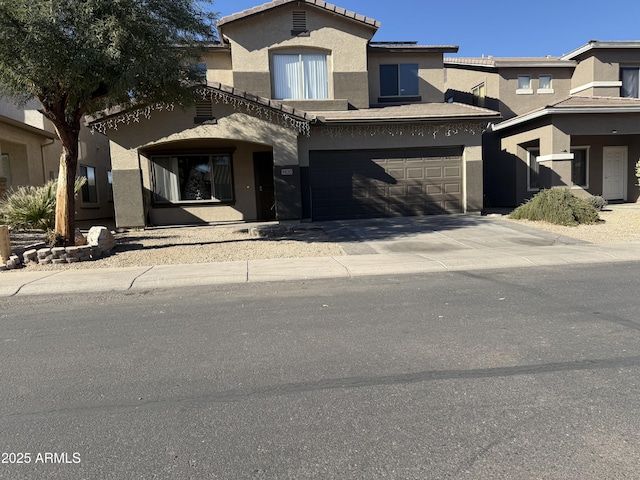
[[220, 4, 371, 105], [202, 50, 234, 86], [497, 68, 573, 117], [368, 52, 446, 104]]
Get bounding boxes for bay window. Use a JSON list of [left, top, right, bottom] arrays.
[[151, 154, 234, 204], [273, 53, 328, 100]]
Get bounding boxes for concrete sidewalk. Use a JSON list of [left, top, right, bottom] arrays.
[[2, 241, 640, 297]]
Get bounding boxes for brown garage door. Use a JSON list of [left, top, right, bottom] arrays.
[[309, 147, 463, 220]]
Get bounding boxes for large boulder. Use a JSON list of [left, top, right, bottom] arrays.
[[86, 226, 117, 253], [75, 228, 87, 246]]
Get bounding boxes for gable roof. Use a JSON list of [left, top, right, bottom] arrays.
[[217, 0, 380, 31], [492, 96, 640, 131]]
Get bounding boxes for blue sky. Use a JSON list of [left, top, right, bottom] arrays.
[[211, 0, 640, 58]]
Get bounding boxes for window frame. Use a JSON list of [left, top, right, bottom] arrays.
[[472, 82, 486, 107], [150, 153, 235, 205], [379, 63, 420, 99], [78, 164, 98, 205], [272, 51, 329, 100], [620, 66, 640, 98], [570, 147, 589, 188], [537, 74, 554, 94], [527, 148, 540, 191], [517, 75, 533, 95]]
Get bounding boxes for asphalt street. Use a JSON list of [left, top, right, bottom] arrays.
[[1, 262, 640, 479]]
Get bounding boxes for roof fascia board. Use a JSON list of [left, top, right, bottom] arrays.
[[493, 105, 640, 131], [0, 114, 57, 140], [561, 41, 640, 60]]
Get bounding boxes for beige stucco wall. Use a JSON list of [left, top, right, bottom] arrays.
[[202, 48, 234, 86], [220, 3, 374, 108], [105, 102, 300, 226], [368, 51, 446, 105], [497, 68, 573, 117], [444, 66, 499, 106]]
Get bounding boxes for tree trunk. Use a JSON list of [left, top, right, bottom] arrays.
[[54, 131, 79, 245]]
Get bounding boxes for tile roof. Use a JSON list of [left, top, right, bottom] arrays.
[[309, 102, 500, 123], [561, 40, 640, 60], [492, 95, 640, 131], [217, 0, 380, 29]]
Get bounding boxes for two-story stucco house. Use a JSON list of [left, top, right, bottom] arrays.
[[446, 41, 640, 207], [0, 99, 114, 222], [92, 0, 499, 228]]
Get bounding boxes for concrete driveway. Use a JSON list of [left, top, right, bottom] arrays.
[[318, 214, 586, 255]]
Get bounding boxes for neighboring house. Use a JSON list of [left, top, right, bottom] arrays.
[[0, 99, 114, 221], [92, 0, 499, 228], [445, 41, 640, 207]]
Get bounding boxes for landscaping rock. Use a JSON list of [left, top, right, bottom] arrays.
[[87, 226, 116, 253], [75, 228, 87, 246]]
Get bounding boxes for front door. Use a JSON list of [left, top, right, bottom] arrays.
[[602, 146, 627, 201], [253, 152, 276, 220]]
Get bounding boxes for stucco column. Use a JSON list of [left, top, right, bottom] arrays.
[[464, 145, 483, 212], [109, 141, 145, 228], [539, 125, 573, 188], [272, 141, 302, 221]]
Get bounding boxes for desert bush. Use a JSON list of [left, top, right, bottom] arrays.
[[587, 195, 608, 211], [0, 178, 86, 230], [509, 188, 600, 226]]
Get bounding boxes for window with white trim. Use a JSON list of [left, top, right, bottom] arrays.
[[571, 148, 588, 187], [151, 154, 234, 204], [273, 53, 328, 100], [380, 63, 419, 97], [538, 75, 553, 93], [79, 165, 98, 204], [517, 75, 533, 94], [621, 67, 639, 98], [527, 148, 540, 190]]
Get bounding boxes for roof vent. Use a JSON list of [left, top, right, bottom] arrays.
[[292, 11, 309, 36]]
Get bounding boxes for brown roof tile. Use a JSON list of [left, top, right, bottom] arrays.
[[217, 0, 380, 29]]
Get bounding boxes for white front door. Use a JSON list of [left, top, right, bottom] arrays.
[[602, 146, 627, 200]]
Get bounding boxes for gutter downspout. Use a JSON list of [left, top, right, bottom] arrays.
[[40, 137, 56, 184]]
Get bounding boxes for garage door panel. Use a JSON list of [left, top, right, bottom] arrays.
[[310, 148, 463, 220]]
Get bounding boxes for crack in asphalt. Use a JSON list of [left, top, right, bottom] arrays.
[[6, 355, 640, 420]]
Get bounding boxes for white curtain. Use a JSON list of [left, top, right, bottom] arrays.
[[274, 53, 327, 99], [303, 54, 328, 99], [273, 54, 302, 99], [622, 68, 639, 98], [152, 157, 178, 202]]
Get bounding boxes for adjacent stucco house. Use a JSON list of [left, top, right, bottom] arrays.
[[93, 0, 499, 228], [446, 41, 640, 207], [0, 99, 114, 221]]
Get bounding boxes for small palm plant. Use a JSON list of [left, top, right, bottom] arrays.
[[0, 178, 86, 231]]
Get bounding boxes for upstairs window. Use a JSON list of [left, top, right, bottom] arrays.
[[517, 75, 533, 94], [538, 74, 553, 93], [621, 67, 639, 98], [380, 64, 419, 98], [273, 53, 328, 100], [472, 83, 486, 107], [151, 154, 234, 204]]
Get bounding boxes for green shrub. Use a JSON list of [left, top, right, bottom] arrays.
[[587, 195, 608, 211], [0, 178, 86, 231], [509, 188, 600, 226]]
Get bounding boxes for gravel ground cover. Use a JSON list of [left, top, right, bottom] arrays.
[[7, 224, 344, 271], [4, 204, 640, 271], [502, 204, 640, 244]]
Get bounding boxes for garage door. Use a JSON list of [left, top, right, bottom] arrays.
[[309, 147, 463, 220]]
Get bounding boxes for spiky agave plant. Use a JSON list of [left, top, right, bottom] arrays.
[[0, 178, 86, 231]]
